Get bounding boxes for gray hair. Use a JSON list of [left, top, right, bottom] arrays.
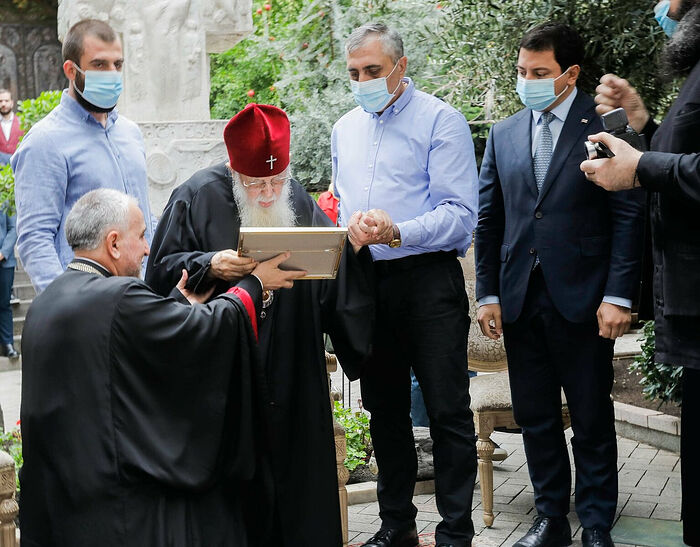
[[65, 189, 137, 251], [345, 23, 404, 62]]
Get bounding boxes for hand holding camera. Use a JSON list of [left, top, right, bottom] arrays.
[[585, 107, 647, 160]]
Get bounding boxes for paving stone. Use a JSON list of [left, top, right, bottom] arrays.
[[621, 500, 656, 518], [651, 504, 681, 521]]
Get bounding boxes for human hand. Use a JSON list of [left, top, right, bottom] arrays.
[[364, 209, 394, 244], [0, 252, 4, 261], [209, 249, 257, 282], [348, 210, 374, 248], [176, 269, 216, 305], [580, 132, 644, 191], [477, 303, 503, 340], [252, 252, 306, 290], [597, 302, 631, 339], [594, 74, 650, 133]]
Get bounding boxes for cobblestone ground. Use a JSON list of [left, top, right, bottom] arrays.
[[348, 430, 681, 547]]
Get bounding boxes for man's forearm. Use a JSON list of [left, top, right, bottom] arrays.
[[17, 237, 65, 292]]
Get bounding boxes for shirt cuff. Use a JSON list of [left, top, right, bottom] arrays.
[[396, 219, 421, 247], [602, 295, 632, 309], [478, 295, 500, 307]]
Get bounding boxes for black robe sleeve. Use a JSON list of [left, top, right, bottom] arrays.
[[146, 191, 219, 296], [110, 282, 264, 488], [307, 198, 375, 381]]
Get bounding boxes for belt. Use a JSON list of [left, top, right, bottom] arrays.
[[373, 250, 457, 275]]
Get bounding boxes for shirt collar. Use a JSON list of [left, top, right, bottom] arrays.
[[531, 86, 578, 125], [1, 112, 14, 124], [60, 88, 120, 128], [372, 77, 415, 119]]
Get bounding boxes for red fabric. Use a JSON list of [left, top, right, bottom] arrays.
[[316, 191, 339, 225], [223, 103, 290, 177], [0, 116, 23, 155], [227, 286, 258, 341]]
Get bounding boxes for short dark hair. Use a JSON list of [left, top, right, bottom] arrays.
[[519, 22, 585, 72], [62, 19, 119, 65]]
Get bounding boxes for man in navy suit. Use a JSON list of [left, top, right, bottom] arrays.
[[475, 23, 645, 547]]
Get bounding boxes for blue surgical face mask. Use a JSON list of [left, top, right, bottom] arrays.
[[350, 61, 402, 113], [516, 68, 570, 112], [654, 0, 679, 37], [73, 63, 123, 109]]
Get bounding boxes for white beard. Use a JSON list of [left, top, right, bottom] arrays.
[[231, 173, 297, 227]]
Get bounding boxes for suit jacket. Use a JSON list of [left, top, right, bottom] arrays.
[[0, 212, 16, 269], [636, 58, 700, 318], [475, 91, 646, 324]]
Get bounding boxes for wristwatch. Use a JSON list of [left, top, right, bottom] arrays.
[[388, 224, 401, 248]]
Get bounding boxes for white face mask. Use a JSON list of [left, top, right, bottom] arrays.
[[515, 68, 570, 111], [349, 61, 402, 113]]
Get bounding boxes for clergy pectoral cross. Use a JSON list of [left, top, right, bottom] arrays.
[[266, 155, 277, 170]]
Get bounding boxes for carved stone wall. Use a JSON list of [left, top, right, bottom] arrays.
[[0, 24, 67, 101], [138, 121, 228, 215]]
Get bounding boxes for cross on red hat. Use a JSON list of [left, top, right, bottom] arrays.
[[223, 103, 291, 178]]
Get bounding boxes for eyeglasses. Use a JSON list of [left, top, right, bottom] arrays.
[[240, 175, 291, 190]]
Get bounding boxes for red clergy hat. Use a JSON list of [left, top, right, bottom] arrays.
[[223, 103, 290, 177]]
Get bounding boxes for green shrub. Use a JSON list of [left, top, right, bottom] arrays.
[[0, 424, 22, 491], [432, 0, 677, 123], [333, 400, 372, 472], [1, 90, 62, 213], [629, 320, 683, 406]]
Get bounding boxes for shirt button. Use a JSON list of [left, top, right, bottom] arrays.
[[379, 120, 384, 124], [373, 142, 377, 145], [369, 164, 373, 168], [535, 211, 543, 219], [529, 248, 536, 255], [364, 187, 368, 191]]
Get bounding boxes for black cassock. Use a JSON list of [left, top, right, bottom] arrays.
[[146, 163, 374, 547], [20, 260, 269, 547]]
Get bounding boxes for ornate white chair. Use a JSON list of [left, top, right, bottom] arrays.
[[460, 249, 571, 527]]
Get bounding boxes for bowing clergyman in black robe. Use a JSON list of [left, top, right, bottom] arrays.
[[20, 188, 304, 547], [146, 104, 375, 546]]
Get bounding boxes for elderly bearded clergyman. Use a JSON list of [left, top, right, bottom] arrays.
[[146, 103, 375, 546], [19, 188, 303, 546]]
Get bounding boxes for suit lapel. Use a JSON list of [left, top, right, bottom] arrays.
[[536, 93, 595, 206], [507, 109, 538, 199]]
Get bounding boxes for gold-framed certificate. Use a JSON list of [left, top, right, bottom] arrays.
[[237, 227, 348, 279]]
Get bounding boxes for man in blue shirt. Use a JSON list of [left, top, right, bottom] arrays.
[[11, 19, 153, 293], [475, 23, 645, 547], [332, 23, 479, 547]]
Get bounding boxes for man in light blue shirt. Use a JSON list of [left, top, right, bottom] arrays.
[[332, 22, 478, 547], [11, 19, 153, 293]]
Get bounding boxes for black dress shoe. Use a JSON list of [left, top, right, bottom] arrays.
[[582, 528, 614, 547], [2, 344, 18, 359], [361, 525, 419, 547], [513, 516, 572, 547]]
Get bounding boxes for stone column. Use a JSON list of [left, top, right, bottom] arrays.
[[0, 451, 18, 547], [326, 352, 349, 547]]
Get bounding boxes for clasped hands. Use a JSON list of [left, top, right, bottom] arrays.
[[347, 209, 394, 250]]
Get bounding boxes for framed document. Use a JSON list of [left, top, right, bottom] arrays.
[[237, 227, 348, 279]]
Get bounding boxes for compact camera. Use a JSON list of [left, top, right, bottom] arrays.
[[585, 107, 647, 160]]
